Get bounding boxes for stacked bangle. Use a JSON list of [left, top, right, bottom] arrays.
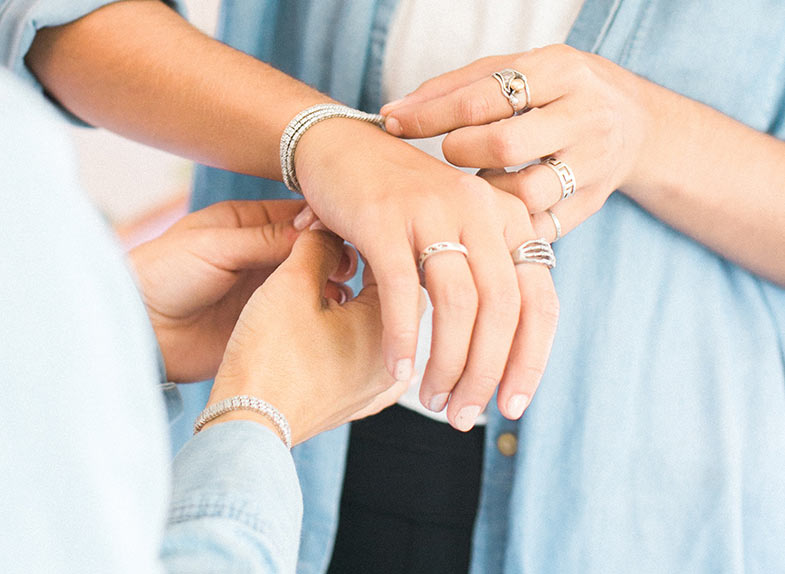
[[279, 103, 386, 193], [193, 395, 292, 449]]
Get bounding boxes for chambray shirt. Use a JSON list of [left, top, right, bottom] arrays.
[[3, 2, 785, 573], [0, 68, 302, 572]]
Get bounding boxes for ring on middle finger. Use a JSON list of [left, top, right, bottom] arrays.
[[418, 241, 469, 272], [511, 238, 556, 269], [492, 68, 531, 116], [541, 156, 577, 201]]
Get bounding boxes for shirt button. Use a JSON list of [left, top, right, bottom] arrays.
[[496, 432, 518, 457]]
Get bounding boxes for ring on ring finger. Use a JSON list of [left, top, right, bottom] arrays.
[[546, 209, 562, 243], [511, 238, 556, 269], [541, 156, 576, 201]]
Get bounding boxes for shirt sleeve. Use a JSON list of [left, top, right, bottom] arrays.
[[0, 0, 184, 123], [162, 422, 304, 574]]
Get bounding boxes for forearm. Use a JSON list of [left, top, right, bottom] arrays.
[[623, 82, 785, 285], [25, 0, 331, 179]]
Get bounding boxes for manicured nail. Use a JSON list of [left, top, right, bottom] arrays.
[[394, 358, 413, 382], [507, 394, 530, 419], [293, 205, 314, 230], [309, 219, 327, 231], [337, 284, 353, 304], [408, 372, 420, 388], [380, 98, 405, 115], [427, 392, 449, 413], [454, 405, 481, 432], [385, 116, 403, 136], [338, 245, 358, 277]]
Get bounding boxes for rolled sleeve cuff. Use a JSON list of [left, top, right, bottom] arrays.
[[0, 0, 184, 123], [167, 421, 303, 571]]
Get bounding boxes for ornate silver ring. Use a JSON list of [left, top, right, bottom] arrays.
[[492, 68, 531, 115], [511, 238, 556, 269], [541, 156, 576, 200], [418, 241, 469, 272]]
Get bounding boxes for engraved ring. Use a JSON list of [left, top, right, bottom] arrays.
[[541, 156, 577, 200], [511, 238, 556, 269], [418, 241, 469, 272], [492, 68, 531, 115]]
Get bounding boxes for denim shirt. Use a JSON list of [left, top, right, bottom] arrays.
[[0, 65, 302, 572], [3, 2, 784, 573]]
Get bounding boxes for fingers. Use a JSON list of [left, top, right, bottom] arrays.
[[188, 220, 299, 271], [280, 227, 346, 307], [530, 191, 605, 243], [441, 224, 521, 431], [495, 193, 559, 419], [363, 234, 422, 383], [383, 46, 577, 138], [417, 239, 477, 413], [181, 199, 306, 230], [442, 100, 578, 168]]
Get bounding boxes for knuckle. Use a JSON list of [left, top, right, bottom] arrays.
[[434, 281, 479, 315], [457, 91, 492, 125], [484, 282, 522, 319], [472, 372, 502, 394], [529, 289, 560, 326], [426, 361, 465, 385], [490, 126, 520, 166], [515, 174, 548, 210]]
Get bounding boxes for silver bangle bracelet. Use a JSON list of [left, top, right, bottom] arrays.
[[193, 394, 292, 449], [279, 103, 386, 193]]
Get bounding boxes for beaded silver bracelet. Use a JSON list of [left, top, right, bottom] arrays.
[[279, 103, 386, 193], [193, 394, 292, 449]]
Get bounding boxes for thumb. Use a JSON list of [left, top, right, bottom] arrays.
[[191, 221, 298, 271], [278, 228, 345, 305]]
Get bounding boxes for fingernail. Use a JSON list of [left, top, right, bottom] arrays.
[[293, 205, 314, 230], [338, 245, 357, 277], [309, 219, 327, 231], [409, 372, 420, 388], [507, 394, 530, 419], [427, 392, 450, 413], [454, 405, 481, 432], [385, 116, 403, 136], [337, 284, 353, 304], [380, 98, 405, 115], [394, 358, 413, 382]]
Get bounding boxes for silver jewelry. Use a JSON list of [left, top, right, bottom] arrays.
[[418, 241, 469, 271], [541, 156, 576, 200], [546, 209, 562, 242], [194, 394, 292, 449], [280, 103, 386, 194], [511, 238, 556, 269], [492, 68, 531, 115]]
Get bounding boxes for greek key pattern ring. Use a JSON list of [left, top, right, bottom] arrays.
[[541, 156, 576, 200]]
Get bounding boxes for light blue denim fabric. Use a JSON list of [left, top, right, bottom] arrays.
[[0, 68, 302, 573], [3, 1, 784, 573], [195, 3, 785, 573]]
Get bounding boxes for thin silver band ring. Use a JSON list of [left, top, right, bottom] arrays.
[[547, 209, 562, 242], [418, 241, 469, 271]]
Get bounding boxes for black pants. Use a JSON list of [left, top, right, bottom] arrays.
[[326, 405, 485, 574]]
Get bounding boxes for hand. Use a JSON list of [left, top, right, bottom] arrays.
[[380, 44, 655, 242], [130, 200, 356, 382], [205, 229, 421, 445], [294, 119, 559, 430]]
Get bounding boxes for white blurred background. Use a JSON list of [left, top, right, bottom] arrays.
[[71, 0, 221, 247]]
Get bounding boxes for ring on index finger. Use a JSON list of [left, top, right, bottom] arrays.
[[492, 68, 531, 116], [418, 241, 469, 272]]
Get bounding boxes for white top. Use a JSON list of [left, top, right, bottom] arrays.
[[383, 0, 585, 423]]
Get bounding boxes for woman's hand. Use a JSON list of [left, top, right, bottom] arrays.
[[295, 121, 559, 430], [380, 44, 655, 242], [205, 229, 421, 445], [130, 200, 356, 383]]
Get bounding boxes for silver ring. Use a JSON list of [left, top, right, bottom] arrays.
[[492, 68, 531, 115], [418, 241, 469, 271], [541, 156, 576, 200], [547, 209, 562, 242], [511, 238, 556, 269]]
